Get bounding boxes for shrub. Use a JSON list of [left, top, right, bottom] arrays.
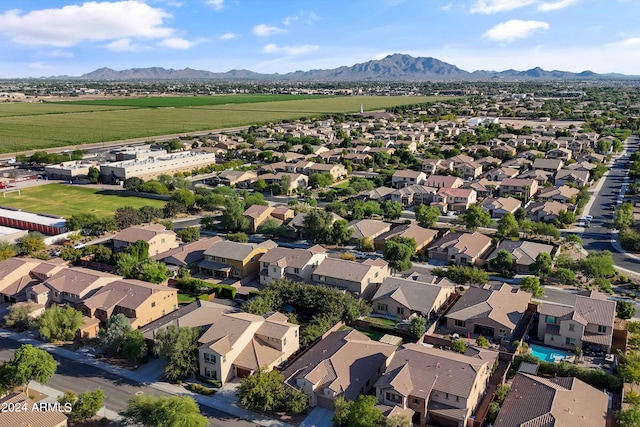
[[451, 339, 467, 354]]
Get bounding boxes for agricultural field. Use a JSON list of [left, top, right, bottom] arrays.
[[0, 95, 448, 154], [0, 183, 165, 218]]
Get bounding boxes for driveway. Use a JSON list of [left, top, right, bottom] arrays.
[[300, 407, 335, 427]]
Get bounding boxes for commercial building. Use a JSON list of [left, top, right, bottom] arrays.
[[0, 207, 66, 235]]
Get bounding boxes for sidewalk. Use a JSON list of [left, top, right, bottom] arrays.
[[0, 329, 295, 427]]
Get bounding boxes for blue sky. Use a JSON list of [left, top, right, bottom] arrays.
[[0, 0, 638, 78]]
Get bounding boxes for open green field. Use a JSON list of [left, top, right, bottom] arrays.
[[0, 95, 449, 154], [0, 183, 165, 218], [64, 94, 326, 108]]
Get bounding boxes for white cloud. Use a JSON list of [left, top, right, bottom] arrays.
[[39, 49, 74, 58], [537, 0, 578, 11], [206, 0, 224, 11], [283, 15, 299, 26], [262, 43, 319, 55], [483, 20, 549, 42], [470, 0, 537, 14], [439, 2, 454, 11], [157, 37, 196, 49], [220, 32, 239, 40], [0, 1, 174, 47], [283, 11, 320, 26], [252, 24, 286, 37], [105, 38, 144, 52], [28, 62, 51, 70], [611, 37, 640, 46]]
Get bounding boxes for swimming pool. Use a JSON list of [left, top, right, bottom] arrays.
[[530, 344, 570, 363]]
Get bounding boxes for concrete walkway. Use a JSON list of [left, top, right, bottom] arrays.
[[0, 329, 295, 427]]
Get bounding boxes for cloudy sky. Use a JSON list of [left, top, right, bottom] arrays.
[[0, 0, 638, 78]]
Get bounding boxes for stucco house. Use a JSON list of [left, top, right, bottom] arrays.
[[311, 257, 390, 299], [479, 197, 522, 218], [427, 231, 493, 266], [199, 239, 277, 279], [391, 170, 427, 188], [371, 277, 455, 320], [112, 223, 179, 256], [258, 245, 327, 285]]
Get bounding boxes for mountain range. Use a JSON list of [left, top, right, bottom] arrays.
[[66, 54, 634, 81]]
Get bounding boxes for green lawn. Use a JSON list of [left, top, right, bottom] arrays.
[[364, 316, 397, 327], [331, 180, 350, 189], [0, 183, 165, 218], [178, 293, 196, 304]]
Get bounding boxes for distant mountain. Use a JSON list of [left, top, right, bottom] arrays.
[[67, 54, 636, 81]]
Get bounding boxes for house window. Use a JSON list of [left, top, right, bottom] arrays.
[[294, 268, 300, 274], [413, 398, 419, 404], [454, 319, 466, 328], [569, 324, 575, 332], [456, 395, 460, 402], [397, 307, 405, 315], [283, 338, 287, 347], [151, 302, 156, 308], [385, 392, 402, 404], [295, 329, 298, 338], [598, 325, 607, 333], [545, 315, 557, 325], [377, 303, 388, 312], [273, 267, 277, 272], [498, 329, 507, 337], [445, 393, 449, 400], [565, 337, 576, 346], [375, 271, 379, 278], [204, 368, 217, 380], [222, 355, 226, 363], [204, 353, 216, 364]]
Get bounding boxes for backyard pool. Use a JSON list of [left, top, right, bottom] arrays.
[[530, 344, 570, 363]]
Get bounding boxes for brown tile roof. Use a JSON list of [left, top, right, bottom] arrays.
[[0, 392, 67, 427], [494, 373, 608, 427], [375, 224, 438, 248], [486, 241, 554, 267], [203, 239, 277, 261], [347, 219, 391, 240], [113, 223, 175, 244], [282, 330, 396, 400], [258, 247, 325, 269], [151, 237, 222, 265], [45, 267, 119, 295], [81, 279, 174, 312], [372, 277, 454, 313], [427, 231, 492, 258], [312, 258, 386, 283], [243, 204, 274, 219]]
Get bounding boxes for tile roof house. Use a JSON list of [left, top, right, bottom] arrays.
[[532, 158, 565, 172], [80, 279, 178, 328], [498, 178, 539, 200], [431, 188, 477, 213], [287, 211, 345, 239], [243, 204, 275, 233], [527, 200, 572, 222], [517, 168, 555, 186], [151, 237, 222, 268], [485, 167, 519, 182], [359, 186, 395, 202], [426, 231, 493, 266], [217, 170, 259, 188], [348, 219, 392, 241], [0, 258, 65, 303], [453, 161, 483, 180], [445, 283, 531, 341], [537, 185, 580, 203], [390, 184, 437, 207], [0, 392, 68, 427], [546, 147, 573, 161], [537, 290, 615, 352], [259, 172, 308, 193], [422, 158, 453, 175], [374, 224, 439, 254], [479, 196, 522, 218], [494, 373, 608, 427], [486, 240, 555, 273], [391, 170, 427, 188], [375, 343, 498, 427], [198, 312, 299, 385], [259, 245, 327, 285], [41, 267, 120, 307], [112, 223, 179, 256], [554, 169, 591, 187], [199, 239, 277, 279], [424, 175, 464, 189], [282, 330, 396, 409], [307, 163, 347, 181], [311, 257, 390, 299], [371, 277, 455, 320]]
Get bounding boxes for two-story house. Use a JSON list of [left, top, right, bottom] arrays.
[[308, 163, 347, 181], [427, 231, 493, 266], [537, 290, 615, 352], [371, 277, 455, 320], [374, 224, 439, 254], [554, 169, 590, 187], [39, 267, 119, 307], [311, 257, 390, 299], [532, 158, 565, 173], [112, 223, 179, 256], [453, 161, 483, 180], [479, 196, 522, 218], [424, 175, 464, 189], [217, 170, 259, 188], [391, 170, 427, 189], [431, 188, 477, 213], [390, 185, 437, 207], [243, 205, 275, 233], [198, 312, 299, 385], [375, 343, 498, 427], [498, 178, 539, 200], [537, 185, 580, 204], [199, 239, 277, 278], [258, 245, 327, 285]]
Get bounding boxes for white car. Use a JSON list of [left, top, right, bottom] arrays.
[[584, 215, 593, 222]]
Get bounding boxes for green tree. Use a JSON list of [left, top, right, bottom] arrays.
[[280, 174, 292, 195], [122, 329, 147, 364], [619, 353, 640, 390], [114, 206, 142, 229], [409, 317, 426, 338], [386, 414, 411, 427], [308, 172, 333, 188], [580, 251, 615, 278], [451, 339, 467, 354], [17, 232, 45, 255], [476, 336, 490, 348], [3, 302, 35, 331], [383, 238, 414, 272], [137, 259, 169, 283], [70, 389, 104, 422], [415, 204, 441, 228], [96, 314, 132, 355], [489, 249, 514, 276], [257, 217, 283, 238], [138, 206, 164, 223], [617, 406, 640, 427], [116, 253, 139, 278], [221, 196, 249, 231], [557, 209, 576, 227], [564, 234, 583, 246], [553, 268, 576, 285], [303, 209, 333, 243], [496, 212, 519, 239], [237, 368, 308, 414], [529, 252, 553, 277], [333, 394, 385, 427], [121, 395, 208, 427], [0, 240, 17, 261], [614, 202, 635, 230], [617, 300, 636, 320], [519, 276, 544, 298], [153, 325, 199, 381], [458, 204, 491, 230], [176, 226, 200, 243], [227, 231, 249, 243], [433, 265, 488, 286], [2, 344, 56, 395], [172, 189, 196, 209], [253, 178, 267, 193], [380, 200, 402, 220], [37, 305, 84, 342], [88, 166, 100, 184], [331, 220, 353, 246]]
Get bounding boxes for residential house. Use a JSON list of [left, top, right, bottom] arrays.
[[311, 257, 390, 299], [491, 144, 517, 159], [431, 188, 477, 213], [348, 219, 392, 242], [537, 290, 615, 352], [112, 223, 179, 256], [258, 245, 327, 285], [486, 240, 555, 273], [0, 258, 64, 303], [375, 343, 498, 427], [517, 169, 554, 187], [198, 312, 299, 385], [360, 186, 395, 202], [282, 330, 396, 409], [527, 200, 572, 222], [260, 172, 308, 193], [391, 170, 427, 188], [445, 283, 531, 341], [427, 231, 493, 266], [479, 197, 522, 218], [554, 169, 590, 187], [485, 167, 519, 182], [374, 224, 439, 254], [308, 163, 347, 181], [287, 211, 345, 239], [453, 161, 482, 180], [270, 205, 294, 222], [494, 373, 608, 427], [80, 279, 178, 328], [243, 205, 275, 233], [422, 159, 452, 175], [217, 170, 259, 188], [371, 277, 455, 320], [0, 392, 68, 427], [532, 158, 564, 172], [390, 185, 437, 207], [40, 267, 119, 306], [151, 237, 222, 269], [199, 239, 277, 279], [546, 147, 573, 161], [463, 179, 498, 198], [537, 185, 580, 203], [498, 178, 539, 199], [424, 175, 464, 189]]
